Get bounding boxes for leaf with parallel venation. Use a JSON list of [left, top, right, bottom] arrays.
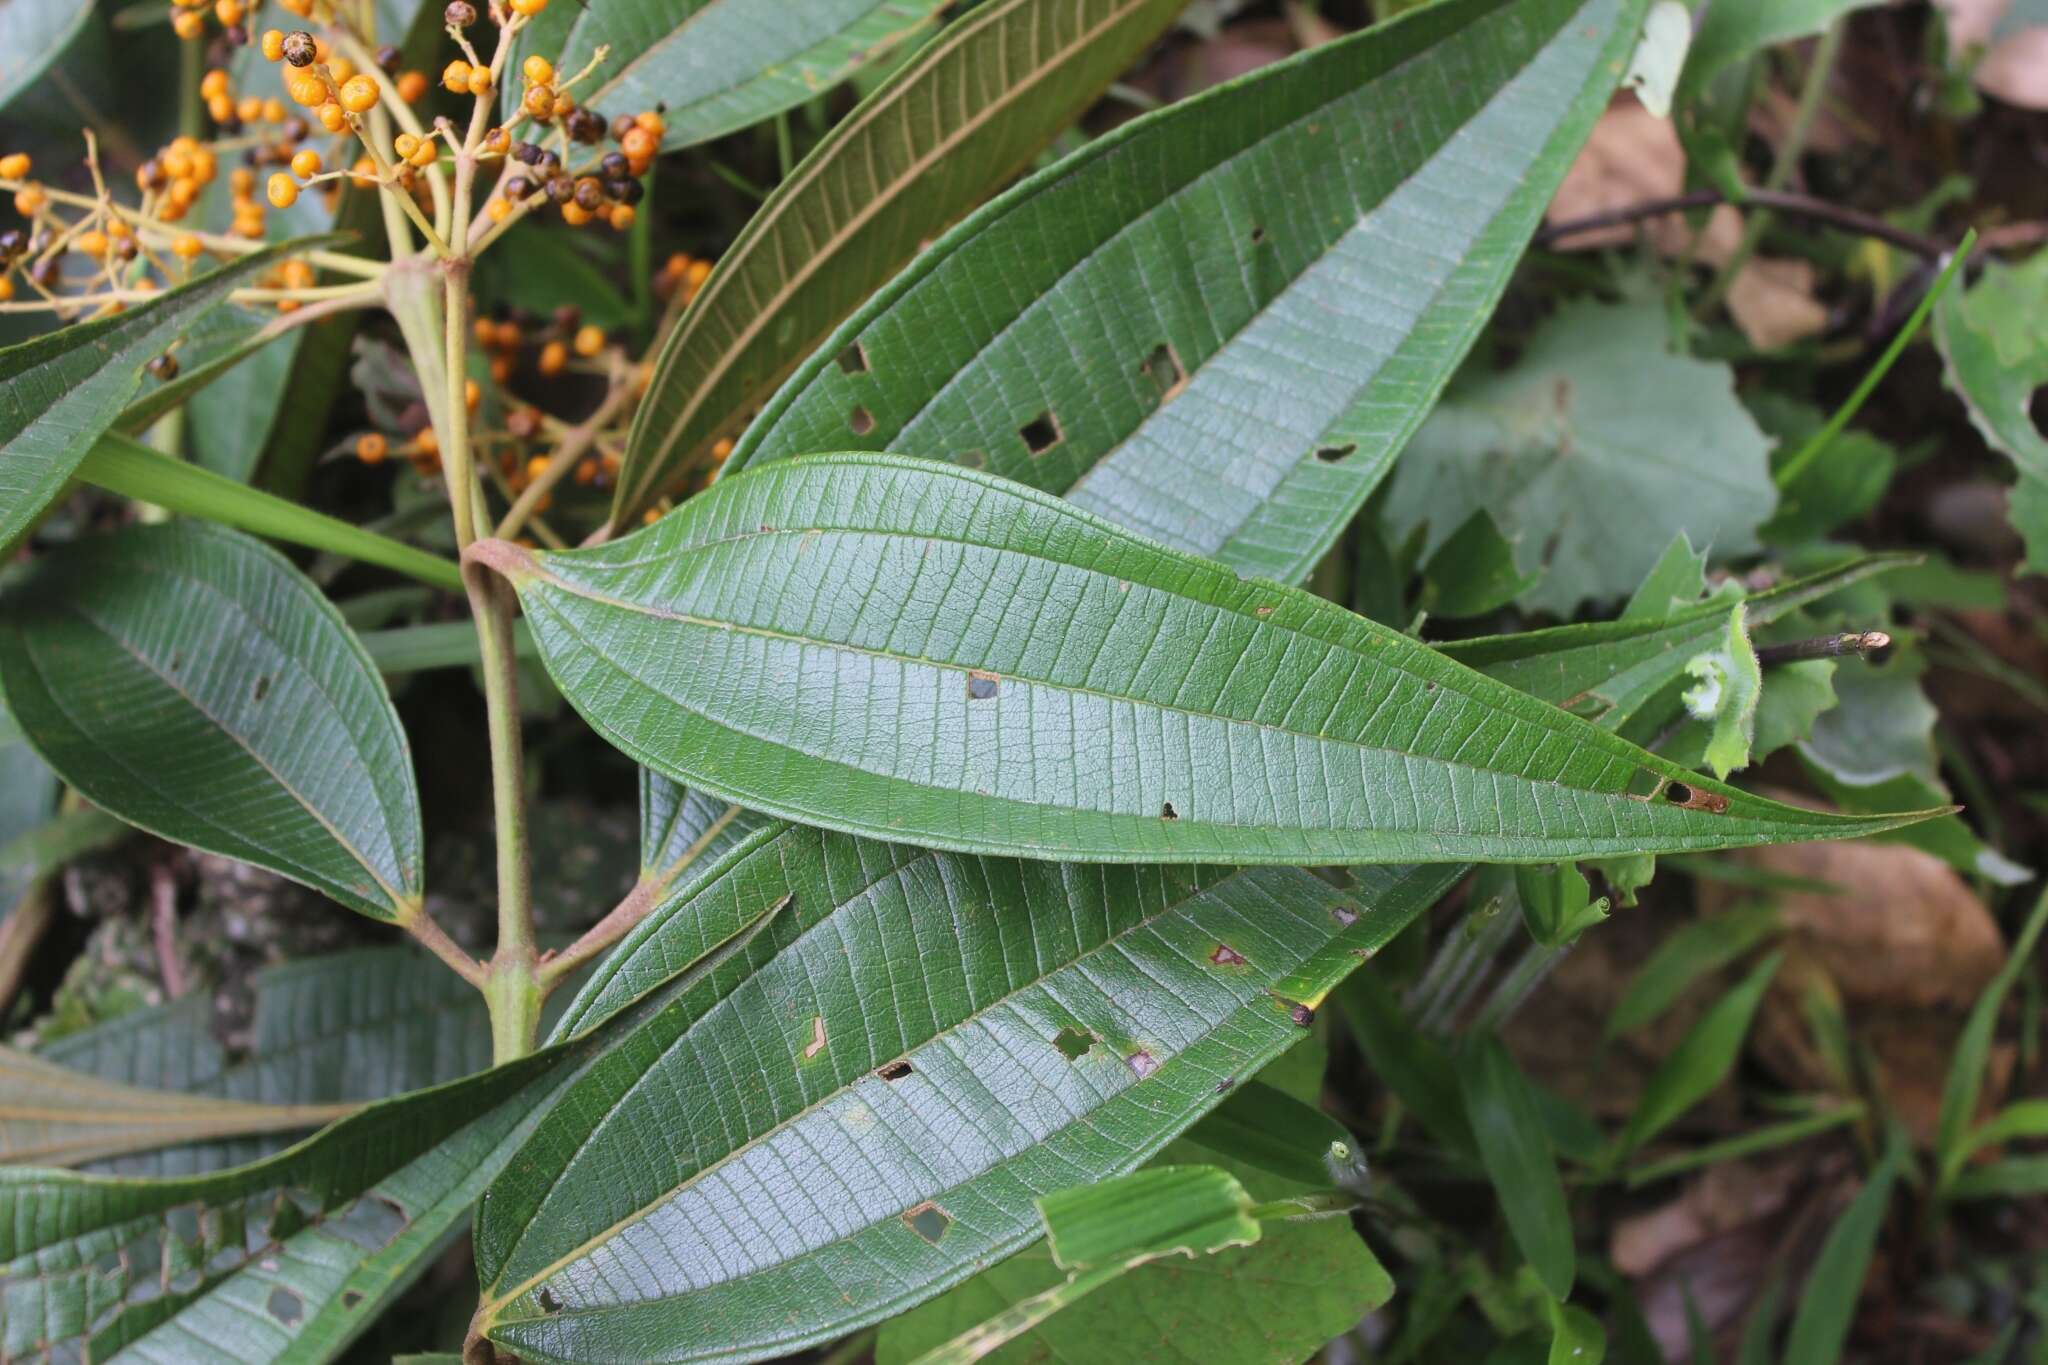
[[0, 239, 320, 549], [33, 945, 494, 1176], [730, 0, 1648, 587], [474, 820, 1457, 1363], [613, 0, 1188, 523], [0, 522, 424, 922], [0, 894, 780, 1364], [477, 455, 1932, 867], [516, 0, 949, 152]]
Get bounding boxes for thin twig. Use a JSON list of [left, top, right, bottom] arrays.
[[150, 862, 187, 999], [1536, 186, 1949, 260], [1755, 631, 1892, 666]]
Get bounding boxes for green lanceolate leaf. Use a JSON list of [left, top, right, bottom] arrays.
[[0, 882, 776, 1363], [1440, 553, 1910, 731], [517, 0, 948, 152], [1042, 1165, 1261, 1269], [733, 0, 1648, 587], [1934, 245, 2048, 575], [474, 820, 1459, 1363], [477, 454, 1933, 867], [1783, 1126, 1907, 1363], [0, 238, 321, 550], [1458, 1035, 1575, 1301], [614, 0, 1188, 522], [1615, 951, 1783, 1158], [0, 522, 424, 922]]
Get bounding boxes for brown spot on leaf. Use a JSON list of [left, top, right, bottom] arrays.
[[538, 1286, 563, 1314], [877, 1058, 913, 1081], [902, 1202, 952, 1244], [836, 342, 869, 375], [1330, 903, 1359, 927], [1160, 801, 1180, 821], [1288, 1003, 1317, 1028], [1666, 782, 1730, 813], [849, 406, 876, 436], [253, 675, 271, 703], [1314, 442, 1357, 464], [966, 670, 1000, 700], [1127, 1049, 1159, 1079], [1209, 943, 1247, 967], [266, 1287, 302, 1326], [804, 1015, 827, 1060]]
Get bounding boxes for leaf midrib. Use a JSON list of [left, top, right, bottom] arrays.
[[482, 861, 1292, 1321], [525, 524, 1751, 808], [625, 0, 1159, 510]]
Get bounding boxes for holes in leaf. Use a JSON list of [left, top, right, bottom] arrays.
[[266, 1287, 303, 1326], [1314, 442, 1357, 464], [342, 1291, 363, 1309], [836, 342, 870, 376], [170, 652, 185, 673], [1139, 343, 1186, 403], [1127, 1049, 1159, 1079], [966, 670, 1000, 700], [253, 675, 271, 703], [538, 1286, 564, 1315], [1053, 1026, 1097, 1061], [1160, 801, 1179, 821], [902, 1202, 953, 1244], [1665, 781, 1730, 814], [1329, 903, 1359, 927], [1215, 1076, 1236, 1094], [1020, 411, 1062, 457], [1250, 225, 1266, 245], [804, 1015, 827, 1060], [2028, 384, 2047, 441], [1209, 943, 1247, 967], [877, 1058, 913, 1081], [849, 406, 876, 436]]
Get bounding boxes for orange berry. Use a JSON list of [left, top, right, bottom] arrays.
[[267, 172, 299, 208], [0, 153, 31, 179], [487, 198, 511, 222], [522, 83, 554, 119], [525, 455, 550, 481], [263, 97, 288, 122], [172, 234, 204, 260], [635, 110, 666, 137], [317, 102, 347, 133], [572, 324, 604, 357], [510, 0, 547, 13], [286, 72, 327, 107], [492, 321, 519, 350], [290, 149, 321, 177], [190, 148, 217, 183], [409, 139, 437, 168], [711, 438, 734, 462], [260, 27, 284, 60], [13, 184, 46, 214], [466, 66, 493, 97], [489, 354, 512, 382], [441, 60, 471, 93], [393, 132, 420, 159], [607, 203, 635, 231], [236, 95, 263, 122], [339, 74, 380, 114], [0, 277, 12, 302], [465, 378, 481, 410], [522, 55, 552, 84], [397, 70, 428, 103], [167, 177, 200, 208], [482, 127, 510, 155], [200, 69, 230, 99], [173, 10, 205, 40], [350, 157, 376, 187], [327, 57, 354, 84], [280, 258, 315, 288], [642, 507, 661, 526], [538, 339, 567, 375], [75, 229, 109, 258], [559, 200, 591, 227], [214, 0, 242, 25], [356, 432, 389, 463], [619, 126, 656, 161], [206, 92, 234, 122], [279, 0, 311, 14], [415, 427, 440, 456]]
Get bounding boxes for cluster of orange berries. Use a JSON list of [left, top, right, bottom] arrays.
[[483, 65, 665, 232], [170, 0, 315, 43], [1, 149, 242, 306], [653, 251, 714, 304]]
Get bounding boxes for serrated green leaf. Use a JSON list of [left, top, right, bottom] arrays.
[[517, 0, 947, 152], [482, 455, 1931, 867], [0, 0, 91, 111], [1515, 863, 1608, 949], [1623, 535, 1712, 622], [1383, 300, 1777, 615], [0, 239, 317, 550], [474, 820, 1454, 1364], [615, 0, 1188, 521], [1680, 603, 1762, 780], [0, 522, 424, 922], [733, 0, 1647, 588], [1934, 246, 2048, 575], [1459, 1036, 1574, 1300]]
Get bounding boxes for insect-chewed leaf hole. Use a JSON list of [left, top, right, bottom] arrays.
[[1127, 1049, 1159, 1079], [341, 1291, 363, 1309], [1314, 442, 1357, 464], [902, 1202, 952, 1244], [1330, 903, 1359, 926], [1209, 942, 1247, 966], [266, 1287, 303, 1326], [836, 341, 870, 375], [1139, 342, 1187, 402], [537, 1286, 564, 1314], [876, 1058, 913, 1081], [957, 449, 987, 469], [253, 675, 271, 703], [1020, 410, 1062, 456], [1053, 1026, 1097, 1061], [1160, 800, 1180, 820], [966, 670, 1000, 700], [849, 405, 876, 436], [1665, 781, 1730, 813], [1250, 225, 1266, 244]]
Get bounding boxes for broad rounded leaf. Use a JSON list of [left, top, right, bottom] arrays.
[[732, 0, 1648, 586], [613, 0, 1188, 523], [475, 820, 1454, 1363], [1934, 246, 2048, 575], [516, 0, 948, 152], [477, 454, 1934, 867], [0, 522, 424, 922], [0, 238, 323, 550]]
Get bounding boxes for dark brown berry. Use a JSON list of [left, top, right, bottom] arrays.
[[571, 176, 603, 210], [375, 44, 401, 72], [281, 116, 309, 143], [608, 178, 642, 205], [503, 175, 532, 201], [609, 113, 636, 142], [506, 406, 541, 439], [599, 151, 629, 180], [138, 159, 169, 191], [147, 353, 180, 381], [445, 0, 476, 25], [30, 256, 60, 288], [281, 31, 317, 66], [565, 108, 604, 144], [533, 149, 560, 176], [551, 303, 580, 332], [0, 228, 23, 259], [511, 140, 542, 165], [224, 23, 248, 46], [545, 175, 574, 203]]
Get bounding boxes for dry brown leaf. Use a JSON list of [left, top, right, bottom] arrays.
[[1937, 0, 2006, 49], [1612, 1157, 1807, 1277], [1977, 25, 2048, 108], [1726, 255, 1831, 349], [1734, 838, 2004, 1008], [1546, 98, 1692, 252]]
